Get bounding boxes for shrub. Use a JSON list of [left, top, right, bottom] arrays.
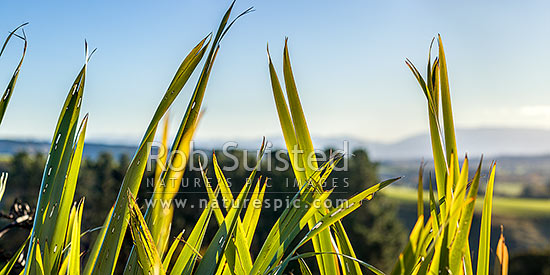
[[391, 37, 499, 275], [0, 3, 503, 275]]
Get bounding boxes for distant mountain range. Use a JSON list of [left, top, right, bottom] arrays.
[[365, 128, 550, 160], [215, 128, 550, 160], [1, 128, 550, 160], [0, 139, 136, 159]]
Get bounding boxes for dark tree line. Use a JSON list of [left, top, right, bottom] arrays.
[[0, 148, 406, 273]]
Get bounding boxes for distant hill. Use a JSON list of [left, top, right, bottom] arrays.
[[2, 127, 550, 160], [366, 128, 550, 160], [0, 139, 136, 159], [241, 128, 550, 160]]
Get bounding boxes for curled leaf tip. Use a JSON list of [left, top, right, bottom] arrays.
[[87, 48, 98, 63], [242, 6, 255, 15]]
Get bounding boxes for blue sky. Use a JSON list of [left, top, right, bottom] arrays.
[[1, 0, 549, 144]]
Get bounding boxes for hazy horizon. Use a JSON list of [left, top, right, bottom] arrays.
[[4, 127, 550, 161]]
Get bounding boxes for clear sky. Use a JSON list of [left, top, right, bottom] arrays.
[[0, 0, 549, 144]]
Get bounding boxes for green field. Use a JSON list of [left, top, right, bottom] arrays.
[[383, 186, 550, 218]]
